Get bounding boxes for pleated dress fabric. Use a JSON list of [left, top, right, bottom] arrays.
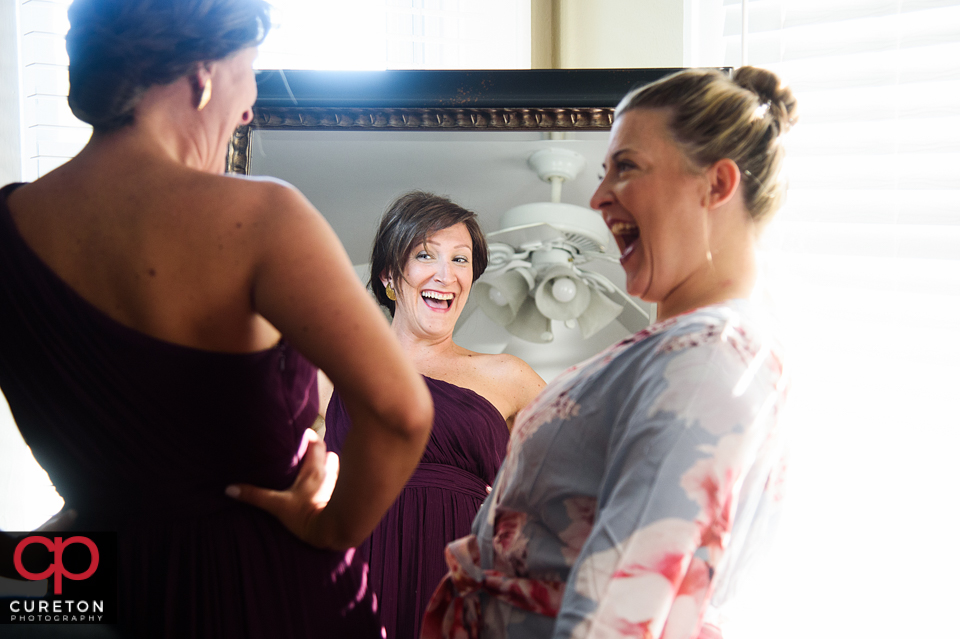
[[324, 376, 509, 639], [0, 183, 382, 638]]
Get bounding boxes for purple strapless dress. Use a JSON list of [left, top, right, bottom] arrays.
[[0, 183, 382, 638], [324, 376, 509, 639]]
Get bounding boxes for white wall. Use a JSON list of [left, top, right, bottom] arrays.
[[0, 0, 22, 185], [551, 0, 725, 69], [559, 0, 685, 68], [683, 0, 726, 67]]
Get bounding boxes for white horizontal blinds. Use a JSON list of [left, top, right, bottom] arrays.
[[720, 2, 960, 637], [722, 0, 960, 324], [19, 0, 90, 181], [386, 0, 531, 69], [256, 0, 531, 70]]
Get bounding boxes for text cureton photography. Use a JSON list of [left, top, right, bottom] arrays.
[[1, 532, 116, 625]]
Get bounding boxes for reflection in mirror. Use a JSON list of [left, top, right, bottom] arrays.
[[236, 69, 685, 379], [249, 128, 653, 380]]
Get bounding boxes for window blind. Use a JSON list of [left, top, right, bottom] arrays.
[[720, 2, 959, 637], [19, 0, 91, 182]]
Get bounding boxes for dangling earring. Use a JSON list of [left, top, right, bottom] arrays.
[[197, 78, 212, 111], [385, 282, 396, 301]]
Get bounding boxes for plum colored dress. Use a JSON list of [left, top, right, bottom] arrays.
[[324, 376, 509, 639], [0, 183, 382, 638]]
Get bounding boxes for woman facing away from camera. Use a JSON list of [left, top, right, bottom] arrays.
[[320, 191, 546, 639], [0, 0, 433, 636], [412, 66, 799, 639]]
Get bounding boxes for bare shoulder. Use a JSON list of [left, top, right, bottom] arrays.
[[465, 350, 546, 403], [205, 173, 311, 222], [457, 350, 545, 430], [471, 351, 541, 386]]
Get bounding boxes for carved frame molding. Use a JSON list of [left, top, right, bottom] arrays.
[[226, 105, 616, 175]]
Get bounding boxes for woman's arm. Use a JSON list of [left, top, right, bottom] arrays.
[[234, 181, 433, 551]]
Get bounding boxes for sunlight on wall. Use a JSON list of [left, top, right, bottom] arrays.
[[256, 0, 531, 71], [0, 392, 63, 531], [256, 0, 388, 70], [716, 2, 960, 635]]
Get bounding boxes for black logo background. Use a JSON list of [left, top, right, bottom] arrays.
[[2, 532, 117, 625]]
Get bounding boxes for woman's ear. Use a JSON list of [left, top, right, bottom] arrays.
[[706, 158, 741, 210], [192, 62, 214, 110]]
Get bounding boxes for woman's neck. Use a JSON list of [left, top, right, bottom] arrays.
[[391, 319, 461, 369], [656, 218, 759, 321]]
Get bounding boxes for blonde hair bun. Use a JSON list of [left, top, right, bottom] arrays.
[[733, 66, 799, 136]]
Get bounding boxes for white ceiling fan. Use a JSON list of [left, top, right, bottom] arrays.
[[462, 146, 652, 344]]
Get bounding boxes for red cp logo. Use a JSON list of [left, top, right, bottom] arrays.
[[13, 536, 99, 594]]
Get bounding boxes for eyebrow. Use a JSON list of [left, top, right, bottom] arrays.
[[423, 240, 472, 251], [602, 149, 631, 171]]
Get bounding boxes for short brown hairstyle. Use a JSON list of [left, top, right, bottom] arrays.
[[370, 191, 488, 316], [616, 66, 799, 226], [66, 0, 271, 131]]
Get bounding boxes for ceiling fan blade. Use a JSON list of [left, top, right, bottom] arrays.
[[486, 222, 565, 249], [577, 290, 624, 339], [601, 286, 653, 333], [574, 268, 653, 333]]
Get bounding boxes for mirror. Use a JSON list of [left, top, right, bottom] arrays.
[[228, 69, 681, 379]]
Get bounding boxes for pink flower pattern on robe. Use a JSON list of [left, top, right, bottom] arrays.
[[559, 497, 598, 566], [423, 302, 789, 639], [421, 534, 566, 639]]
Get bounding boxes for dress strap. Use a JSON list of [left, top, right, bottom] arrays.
[[406, 463, 491, 501]]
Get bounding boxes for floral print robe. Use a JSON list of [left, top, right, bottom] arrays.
[[422, 301, 790, 639]]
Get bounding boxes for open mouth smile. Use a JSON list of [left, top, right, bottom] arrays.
[[421, 290, 455, 310], [608, 221, 640, 262]]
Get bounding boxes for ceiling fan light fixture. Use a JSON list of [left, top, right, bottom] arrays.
[[527, 147, 586, 184], [473, 269, 532, 326], [505, 297, 554, 343], [534, 265, 591, 321], [576, 289, 625, 339], [488, 288, 510, 306], [498, 202, 610, 254], [551, 277, 578, 303]]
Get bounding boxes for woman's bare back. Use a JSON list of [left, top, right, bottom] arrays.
[[7, 153, 284, 353]]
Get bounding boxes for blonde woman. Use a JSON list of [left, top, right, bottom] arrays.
[[422, 66, 798, 639]]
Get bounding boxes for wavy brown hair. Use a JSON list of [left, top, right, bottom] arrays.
[[370, 191, 488, 317]]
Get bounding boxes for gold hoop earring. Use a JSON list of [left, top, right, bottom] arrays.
[[385, 283, 396, 301], [197, 78, 212, 111]]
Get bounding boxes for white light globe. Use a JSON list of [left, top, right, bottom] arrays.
[[551, 277, 578, 303], [489, 287, 509, 306]]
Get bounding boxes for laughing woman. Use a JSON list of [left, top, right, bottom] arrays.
[[421, 67, 798, 639], [319, 191, 546, 639]]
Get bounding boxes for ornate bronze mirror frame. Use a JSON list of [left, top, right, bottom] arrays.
[[226, 68, 686, 174]]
